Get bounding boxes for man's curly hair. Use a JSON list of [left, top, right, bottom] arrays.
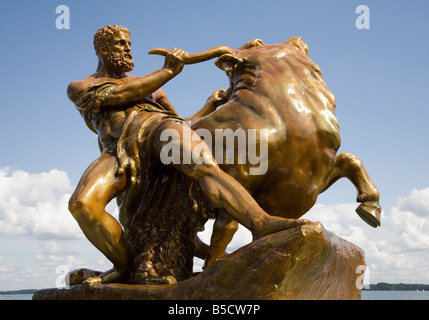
[[93, 25, 130, 55]]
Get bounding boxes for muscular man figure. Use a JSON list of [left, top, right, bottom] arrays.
[[67, 25, 307, 284]]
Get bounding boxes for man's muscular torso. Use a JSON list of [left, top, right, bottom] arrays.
[[67, 73, 176, 154]]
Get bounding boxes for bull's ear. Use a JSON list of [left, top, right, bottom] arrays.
[[215, 54, 243, 72]]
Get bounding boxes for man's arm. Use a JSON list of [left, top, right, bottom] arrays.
[[67, 82, 78, 103], [184, 88, 231, 121], [101, 49, 188, 110], [153, 88, 179, 115], [67, 80, 88, 106], [105, 68, 177, 108], [74, 49, 188, 115]]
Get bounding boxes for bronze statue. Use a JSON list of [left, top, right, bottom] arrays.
[[66, 25, 380, 286], [67, 25, 307, 285]]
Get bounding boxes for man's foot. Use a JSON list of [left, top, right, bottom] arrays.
[[254, 216, 310, 240], [84, 267, 127, 285], [66, 268, 102, 286]]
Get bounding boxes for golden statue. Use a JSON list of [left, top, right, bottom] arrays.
[[65, 25, 380, 286], [66, 25, 308, 285]]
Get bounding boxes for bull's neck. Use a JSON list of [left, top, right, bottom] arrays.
[[229, 66, 269, 108], [230, 67, 258, 94]]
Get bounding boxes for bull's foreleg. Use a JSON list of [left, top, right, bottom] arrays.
[[322, 152, 381, 227], [203, 210, 238, 269]]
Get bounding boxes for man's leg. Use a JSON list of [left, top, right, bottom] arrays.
[[68, 152, 128, 283], [152, 121, 309, 238]]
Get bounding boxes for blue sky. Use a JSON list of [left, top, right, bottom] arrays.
[[0, 0, 429, 291]]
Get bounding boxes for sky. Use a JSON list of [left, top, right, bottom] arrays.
[[0, 0, 429, 291]]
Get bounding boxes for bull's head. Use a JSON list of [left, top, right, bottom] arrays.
[[214, 36, 309, 73], [149, 36, 312, 101]]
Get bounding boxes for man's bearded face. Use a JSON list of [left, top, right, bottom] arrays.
[[102, 31, 134, 76], [106, 50, 134, 75]]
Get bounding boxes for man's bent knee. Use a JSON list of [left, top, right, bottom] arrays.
[[69, 197, 85, 217], [68, 197, 96, 222]]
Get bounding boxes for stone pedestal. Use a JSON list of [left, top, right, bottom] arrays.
[[33, 222, 365, 300]]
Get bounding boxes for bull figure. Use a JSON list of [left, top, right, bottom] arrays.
[[151, 37, 381, 267], [132, 36, 381, 280]]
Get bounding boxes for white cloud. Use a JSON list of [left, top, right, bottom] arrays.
[[396, 188, 429, 217], [0, 168, 82, 239], [305, 187, 429, 284], [0, 167, 122, 290]]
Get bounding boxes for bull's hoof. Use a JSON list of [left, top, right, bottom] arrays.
[[356, 201, 381, 228]]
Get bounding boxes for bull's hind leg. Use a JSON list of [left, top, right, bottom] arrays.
[[322, 153, 381, 227]]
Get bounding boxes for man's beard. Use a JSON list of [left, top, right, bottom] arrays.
[[106, 51, 134, 76]]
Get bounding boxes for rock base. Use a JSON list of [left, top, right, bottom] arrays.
[[33, 222, 365, 300]]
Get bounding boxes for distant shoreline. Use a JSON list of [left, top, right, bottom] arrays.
[[363, 283, 429, 291], [0, 289, 37, 295], [1, 283, 429, 295]]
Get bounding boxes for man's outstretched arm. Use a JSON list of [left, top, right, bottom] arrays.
[[106, 68, 178, 108], [80, 49, 188, 114]]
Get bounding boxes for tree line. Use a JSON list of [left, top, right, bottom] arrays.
[[367, 283, 429, 291]]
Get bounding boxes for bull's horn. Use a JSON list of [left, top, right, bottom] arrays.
[[148, 46, 234, 64]]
